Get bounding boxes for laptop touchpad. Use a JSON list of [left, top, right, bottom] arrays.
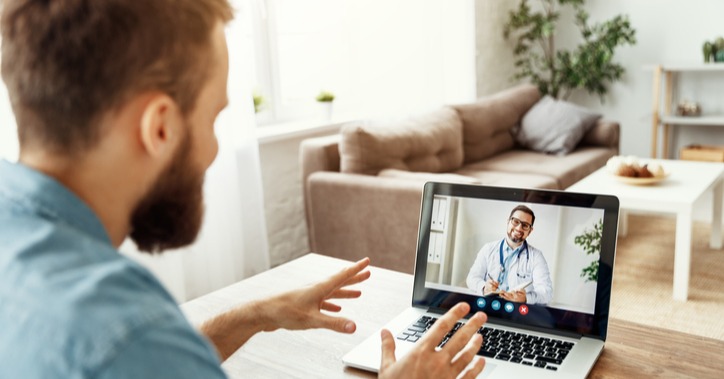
[[477, 362, 496, 378]]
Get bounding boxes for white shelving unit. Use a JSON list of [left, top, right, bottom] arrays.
[[648, 64, 724, 158], [426, 196, 457, 284], [660, 116, 724, 126]]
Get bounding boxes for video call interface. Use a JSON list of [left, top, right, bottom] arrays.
[[418, 193, 609, 336]]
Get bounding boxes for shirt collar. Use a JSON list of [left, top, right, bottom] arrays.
[[503, 239, 524, 257], [0, 159, 112, 245]]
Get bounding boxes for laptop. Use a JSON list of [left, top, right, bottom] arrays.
[[343, 182, 619, 378]]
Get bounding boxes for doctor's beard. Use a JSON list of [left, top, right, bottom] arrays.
[[508, 229, 525, 244]]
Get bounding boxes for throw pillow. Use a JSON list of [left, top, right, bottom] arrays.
[[339, 107, 464, 175], [516, 96, 602, 155], [452, 84, 541, 163]]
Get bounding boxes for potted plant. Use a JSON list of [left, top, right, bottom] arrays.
[[252, 90, 265, 114], [315, 90, 335, 120], [504, 0, 636, 102], [574, 218, 602, 282], [715, 37, 724, 62]]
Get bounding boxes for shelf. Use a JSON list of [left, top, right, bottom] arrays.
[[643, 63, 724, 72], [660, 116, 724, 126], [649, 64, 724, 158]]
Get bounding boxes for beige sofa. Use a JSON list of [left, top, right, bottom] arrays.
[[300, 85, 619, 273]]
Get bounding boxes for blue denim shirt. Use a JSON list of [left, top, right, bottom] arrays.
[[0, 160, 226, 378]]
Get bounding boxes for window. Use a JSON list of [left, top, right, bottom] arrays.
[[248, 0, 477, 125], [0, 70, 18, 161]]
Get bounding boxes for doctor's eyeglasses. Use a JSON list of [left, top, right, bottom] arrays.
[[509, 217, 532, 231]]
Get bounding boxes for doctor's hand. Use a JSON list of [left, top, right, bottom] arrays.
[[500, 290, 526, 303], [378, 303, 487, 379], [483, 278, 499, 296]]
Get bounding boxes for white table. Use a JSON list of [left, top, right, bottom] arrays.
[[567, 159, 724, 301]]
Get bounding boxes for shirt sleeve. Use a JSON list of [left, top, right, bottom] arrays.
[[95, 314, 227, 379], [466, 243, 492, 294]]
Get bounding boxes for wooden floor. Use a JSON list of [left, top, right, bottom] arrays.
[[610, 214, 724, 340]]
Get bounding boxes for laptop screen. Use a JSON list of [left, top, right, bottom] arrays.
[[412, 182, 619, 341]]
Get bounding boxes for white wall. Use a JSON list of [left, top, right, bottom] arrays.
[[475, 0, 724, 158], [563, 0, 724, 222], [474, 0, 724, 221], [474, 0, 519, 97], [258, 0, 478, 267], [0, 85, 18, 161], [258, 129, 335, 267], [561, 0, 724, 158], [550, 207, 603, 313]]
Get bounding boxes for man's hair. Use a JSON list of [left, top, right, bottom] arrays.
[[509, 205, 535, 225], [1, 0, 233, 154]]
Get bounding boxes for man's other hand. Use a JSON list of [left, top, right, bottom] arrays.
[[261, 257, 371, 334], [378, 303, 487, 379]]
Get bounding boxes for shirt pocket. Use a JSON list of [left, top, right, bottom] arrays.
[[515, 271, 532, 281]]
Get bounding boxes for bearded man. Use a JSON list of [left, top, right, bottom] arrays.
[[0, 1, 486, 378]]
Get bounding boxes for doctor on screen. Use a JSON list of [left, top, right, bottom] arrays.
[[466, 205, 553, 305]]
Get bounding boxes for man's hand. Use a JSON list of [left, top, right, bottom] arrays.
[[378, 303, 487, 379], [201, 258, 371, 361], [261, 257, 371, 334], [500, 290, 526, 303]]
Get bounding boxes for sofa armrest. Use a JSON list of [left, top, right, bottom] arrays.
[[300, 134, 342, 181], [305, 171, 424, 273], [300, 135, 342, 227], [579, 119, 620, 152]]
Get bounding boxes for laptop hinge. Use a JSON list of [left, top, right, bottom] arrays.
[[486, 319, 584, 340], [422, 307, 587, 340]]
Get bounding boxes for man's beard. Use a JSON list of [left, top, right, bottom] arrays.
[[129, 132, 205, 254]]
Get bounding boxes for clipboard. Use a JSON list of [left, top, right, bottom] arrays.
[[486, 280, 532, 295]]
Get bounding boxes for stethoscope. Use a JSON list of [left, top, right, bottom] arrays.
[[497, 239, 531, 286]]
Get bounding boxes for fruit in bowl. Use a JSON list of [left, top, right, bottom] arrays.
[[606, 156, 666, 179]]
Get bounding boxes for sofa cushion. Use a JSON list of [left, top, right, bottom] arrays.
[[453, 84, 541, 164], [517, 96, 602, 155], [378, 168, 482, 185], [452, 168, 559, 189], [379, 168, 558, 189], [339, 107, 463, 175], [462, 147, 615, 189]]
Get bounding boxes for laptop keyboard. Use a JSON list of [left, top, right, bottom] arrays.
[[396, 316, 574, 371]]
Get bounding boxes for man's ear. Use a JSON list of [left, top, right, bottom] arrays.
[[139, 94, 182, 158]]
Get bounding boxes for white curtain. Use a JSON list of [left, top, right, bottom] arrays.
[[0, 84, 19, 162], [122, 1, 270, 302]]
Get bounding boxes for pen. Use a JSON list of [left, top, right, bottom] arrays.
[[486, 273, 494, 282]]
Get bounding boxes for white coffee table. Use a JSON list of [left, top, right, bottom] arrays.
[[567, 159, 724, 301]]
